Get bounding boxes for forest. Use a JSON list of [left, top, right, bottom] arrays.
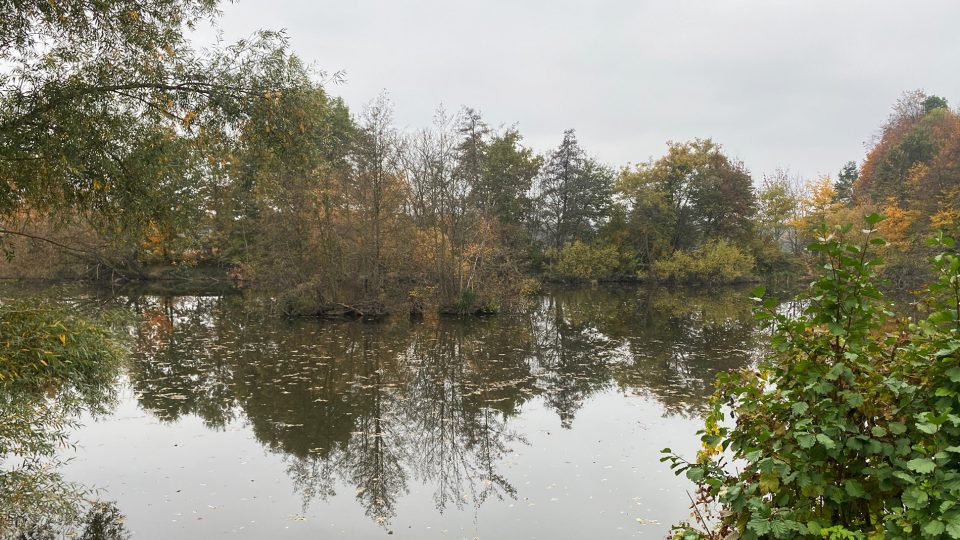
[[3, 1, 958, 318]]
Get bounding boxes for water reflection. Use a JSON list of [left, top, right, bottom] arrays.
[[123, 284, 761, 529], [0, 305, 128, 539]]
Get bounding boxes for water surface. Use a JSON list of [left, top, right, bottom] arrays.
[[15, 285, 764, 538]]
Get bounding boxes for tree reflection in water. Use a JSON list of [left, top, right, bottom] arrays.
[[124, 284, 762, 529], [0, 300, 130, 539]]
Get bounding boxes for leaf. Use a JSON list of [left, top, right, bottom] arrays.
[[947, 366, 960, 382], [892, 471, 915, 484], [902, 486, 929, 508], [864, 212, 885, 225], [843, 391, 864, 408], [796, 433, 816, 449], [924, 520, 946, 536], [815, 433, 835, 450], [907, 458, 936, 474], [889, 422, 907, 435], [870, 426, 887, 437], [844, 479, 866, 498], [759, 472, 780, 493], [747, 518, 771, 536], [791, 402, 809, 415], [946, 518, 960, 539], [685, 467, 705, 482]]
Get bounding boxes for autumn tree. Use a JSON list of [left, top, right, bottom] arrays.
[[0, 0, 325, 277], [346, 95, 408, 298], [619, 139, 755, 252], [856, 90, 957, 209], [756, 169, 801, 251]]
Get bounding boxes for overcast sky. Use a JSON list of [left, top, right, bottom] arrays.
[[197, 0, 960, 182]]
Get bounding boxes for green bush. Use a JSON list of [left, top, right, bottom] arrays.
[[553, 240, 620, 281], [653, 239, 755, 284], [663, 215, 960, 539]]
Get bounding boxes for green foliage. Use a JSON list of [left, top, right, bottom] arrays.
[[924, 95, 950, 113], [0, 301, 126, 391], [662, 215, 960, 539], [834, 161, 859, 206], [652, 240, 755, 284], [618, 139, 756, 253], [552, 240, 620, 281], [0, 301, 127, 533], [536, 129, 615, 249]]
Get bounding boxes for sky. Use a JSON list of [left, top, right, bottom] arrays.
[[196, 0, 960, 182]]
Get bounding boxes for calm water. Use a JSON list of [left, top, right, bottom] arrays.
[[13, 285, 765, 539]]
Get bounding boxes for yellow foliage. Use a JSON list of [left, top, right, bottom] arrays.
[[877, 201, 920, 248]]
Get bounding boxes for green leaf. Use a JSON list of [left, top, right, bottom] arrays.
[[902, 486, 929, 508], [844, 479, 866, 498], [796, 433, 816, 449], [889, 422, 907, 435], [947, 366, 960, 382], [907, 458, 936, 474], [791, 402, 809, 415], [815, 433, 836, 450], [843, 391, 864, 408], [864, 212, 885, 225], [892, 471, 915, 484], [924, 520, 946, 536], [870, 426, 887, 437], [747, 518, 772, 536], [946, 518, 960, 539]]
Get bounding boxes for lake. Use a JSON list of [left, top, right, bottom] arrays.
[[6, 284, 765, 539]]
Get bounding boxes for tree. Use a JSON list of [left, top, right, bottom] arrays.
[[923, 94, 949, 113], [535, 129, 613, 250], [756, 169, 801, 250], [620, 139, 755, 252], [834, 160, 858, 206], [476, 128, 542, 226], [856, 90, 959, 207], [0, 0, 314, 273], [346, 94, 407, 297]]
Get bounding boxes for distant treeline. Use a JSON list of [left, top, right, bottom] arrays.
[[1, 0, 957, 315]]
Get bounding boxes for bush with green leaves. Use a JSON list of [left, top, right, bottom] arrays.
[[653, 240, 755, 284], [663, 214, 960, 539]]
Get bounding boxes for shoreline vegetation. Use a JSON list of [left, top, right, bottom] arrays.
[[1, 5, 957, 320], [664, 219, 960, 539], [4, 66, 958, 319]]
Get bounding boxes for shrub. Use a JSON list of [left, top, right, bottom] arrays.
[[553, 240, 620, 281], [662, 215, 960, 539], [653, 240, 755, 284]]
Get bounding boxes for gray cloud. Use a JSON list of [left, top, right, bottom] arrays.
[[196, 0, 960, 181]]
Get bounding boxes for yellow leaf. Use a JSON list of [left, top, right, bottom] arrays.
[[59, 334, 66, 345]]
